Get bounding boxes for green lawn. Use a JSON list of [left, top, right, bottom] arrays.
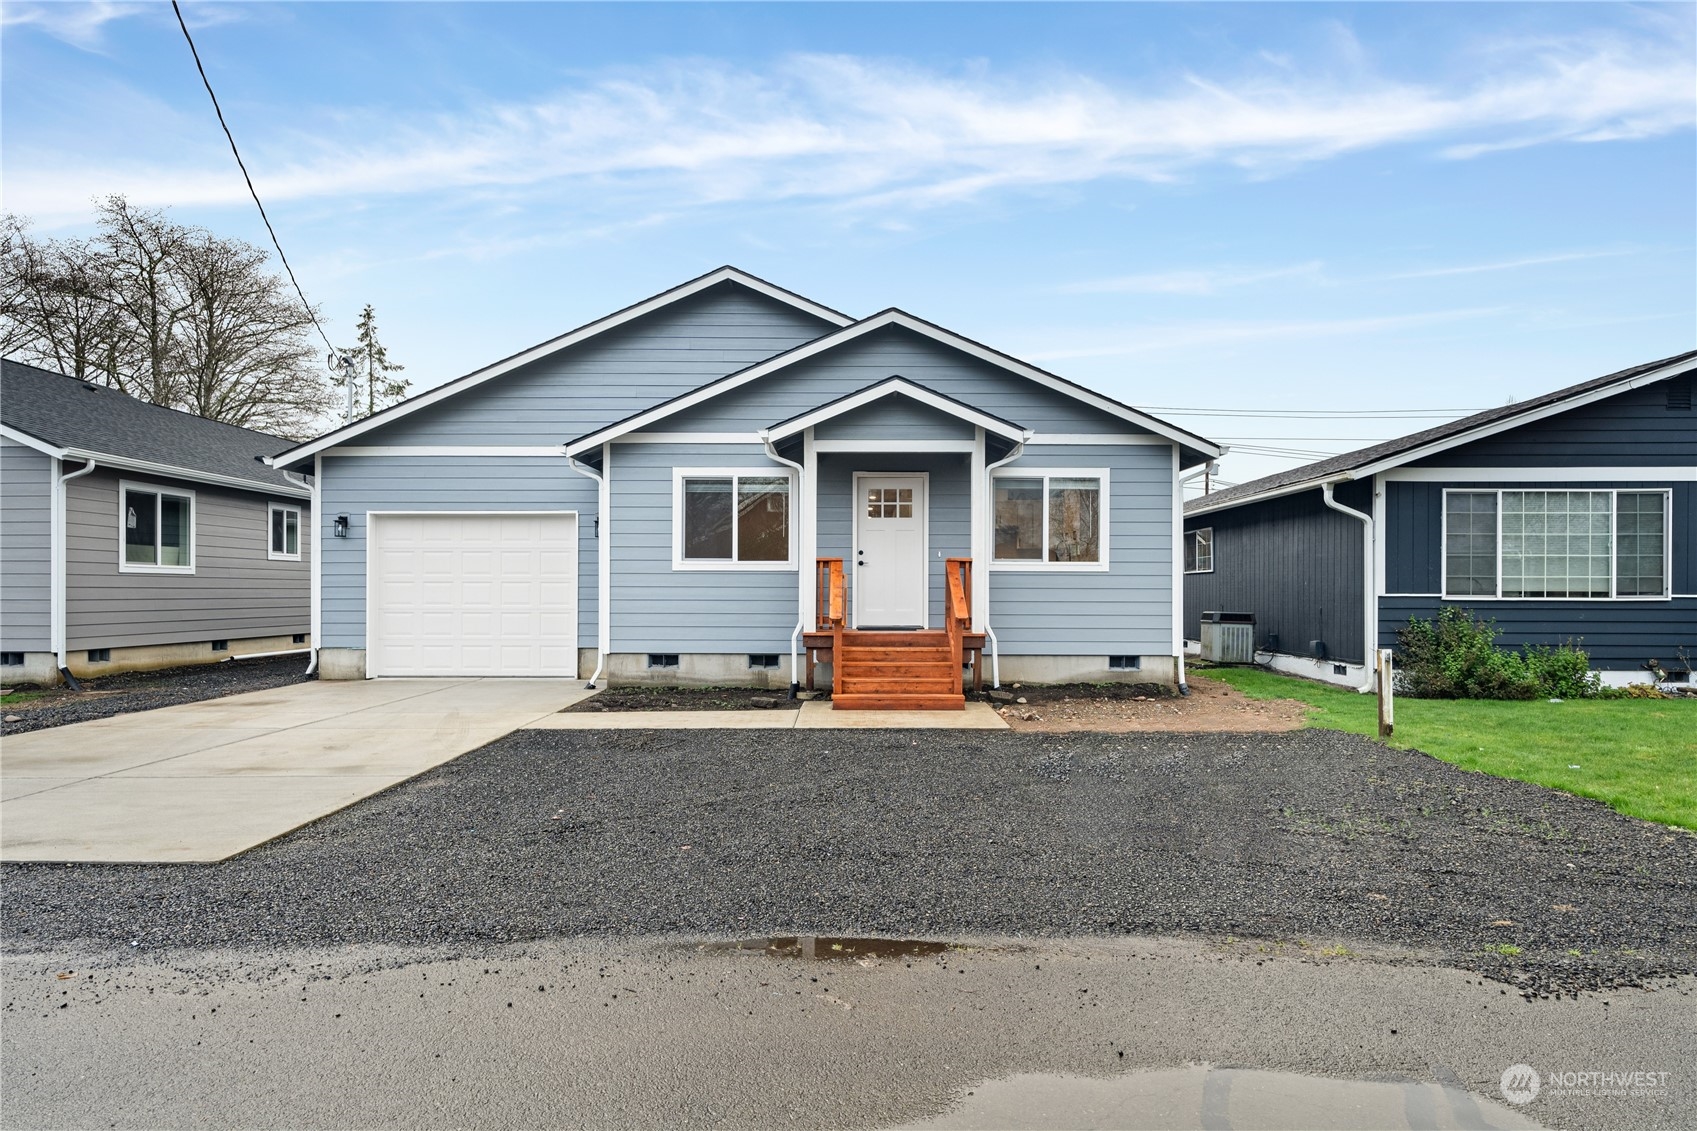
[[1199, 666, 1697, 830]]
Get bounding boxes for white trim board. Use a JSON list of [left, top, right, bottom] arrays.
[[567, 309, 1221, 458], [1382, 466, 1696, 483], [813, 439, 977, 453], [331, 446, 566, 458], [621, 433, 763, 445], [762, 377, 1030, 446], [272, 267, 854, 469]]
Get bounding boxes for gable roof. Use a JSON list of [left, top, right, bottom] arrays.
[[269, 266, 854, 469], [1187, 349, 1697, 516], [762, 376, 1031, 445], [1, 359, 309, 497], [565, 308, 1221, 459]]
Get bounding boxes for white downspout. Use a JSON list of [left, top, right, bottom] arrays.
[[566, 449, 609, 689], [762, 433, 808, 697], [51, 456, 98, 685], [980, 439, 1026, 688], [283, 463, 319, 675], [1321, 479, 1377, 693]]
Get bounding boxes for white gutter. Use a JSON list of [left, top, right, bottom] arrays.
[[980, 440, 1026, 688], [298, 459, 322, 675], [1321, 479, 1377, 693], [66, 448, 309, 498], [566, 449, 610, 689], [225, 647, 312, 661], [762, 436, 809, 696], [51, 456, 98, 681]]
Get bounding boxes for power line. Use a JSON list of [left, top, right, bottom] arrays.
[[169, 0, 337, 357]]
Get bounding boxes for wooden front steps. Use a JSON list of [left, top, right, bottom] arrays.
[[832, 629, 964, 711]]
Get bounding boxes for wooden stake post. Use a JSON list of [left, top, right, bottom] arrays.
[[1377, 648, 1394, 738]]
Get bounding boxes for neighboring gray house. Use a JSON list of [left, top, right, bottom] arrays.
[[271, 267, 1220, 709], [1, 360, 312, 684], [1183, 351, 1697, 689]]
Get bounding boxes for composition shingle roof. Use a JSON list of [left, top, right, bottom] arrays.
[[1, 359, 307, 492], [1186, 349, 1697, 514]]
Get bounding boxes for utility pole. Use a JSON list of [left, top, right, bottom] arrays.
[[330, 352, 357, 424]]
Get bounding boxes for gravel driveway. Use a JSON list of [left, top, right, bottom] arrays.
[[1, 656, 312, 735], [5, 728, 1692, 997]]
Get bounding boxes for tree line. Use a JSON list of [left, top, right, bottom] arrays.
[[2, 196, 406, 440]]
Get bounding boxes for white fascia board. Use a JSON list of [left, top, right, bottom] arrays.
[[0, 423, 66, 458], [760, 377, 1030, 445], [271, 267, 855, 469], [62, 448, 310, 499], [568, 309, 1221, 458], [1382, 466, 1697, 483]]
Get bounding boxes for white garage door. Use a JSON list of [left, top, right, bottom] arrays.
[[369, 513, 577, 677]]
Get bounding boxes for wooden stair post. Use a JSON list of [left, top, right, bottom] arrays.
[[827, 557, 972, 711]]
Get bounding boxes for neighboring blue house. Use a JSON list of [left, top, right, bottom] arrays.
[[270, 267, 1220, 708], [1183, 351, 1697, 689]]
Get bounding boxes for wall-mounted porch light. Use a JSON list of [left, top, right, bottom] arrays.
[[334, 513, 350, 538]]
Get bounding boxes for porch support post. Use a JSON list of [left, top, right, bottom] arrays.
[[801, 427, 817, 630], [970, 426, 988, 630]]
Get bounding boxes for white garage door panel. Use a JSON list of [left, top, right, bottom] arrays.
[[370, 513, 577, 677]]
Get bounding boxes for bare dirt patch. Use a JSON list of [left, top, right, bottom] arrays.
[[563, 686, 798, 712], [989, 672, 1306, 733]]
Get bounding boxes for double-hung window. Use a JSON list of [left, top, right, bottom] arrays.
[[120, 481, 194, 573], [674, 469, 794, 569], [1184, 528, 1213, 573], [269, 503, 302, 560], [1442, 489, 1669, 599], [991, 469, 1108, 569]]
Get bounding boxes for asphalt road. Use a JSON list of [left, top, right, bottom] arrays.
[[4, 935, 1691, 1131]]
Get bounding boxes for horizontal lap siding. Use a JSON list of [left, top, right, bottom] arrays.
[[360, 287, 836, 446], [991, 444, 1175, 656], [1410, 383, 1697, 467], [64, 469, 309, 650], [1379, 597, 1697, 670], [1382, 479, 1694, 669], [813, 396, 975, 441], [320, 455, 595, 649], [667, 327, 1140, 435], [1183, 481, 1367, 665], [817, 452, 970, 627], [1, 438, 52, 651], [609, 445, 796, 652]]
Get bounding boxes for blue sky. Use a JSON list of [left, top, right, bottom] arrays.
[[3, 1, 1693, 487]]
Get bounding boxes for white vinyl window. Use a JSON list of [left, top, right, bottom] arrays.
[[1185, 527, 1214, 573], [1442, 489, 1670, 600], [672, 468, 796, 570], [991, 468, 1109, 570], [269, 503, 302, 560], [119, 481, 194, 573]]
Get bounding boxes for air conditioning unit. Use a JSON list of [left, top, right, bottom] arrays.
[[1199, 611, 1256, 664]]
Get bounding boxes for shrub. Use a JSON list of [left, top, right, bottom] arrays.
[[1395, 608, 1598, 700]]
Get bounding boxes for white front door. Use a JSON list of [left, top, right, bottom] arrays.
[[853, 473, 927, 628]]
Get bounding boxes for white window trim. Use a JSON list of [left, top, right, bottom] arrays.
[[268, 502, 303, 561], [1185, 527, 1214, 574], [117, 479, 196, 575], [1440, 487, 1672, 601], [671, 467, 799, 572], [989, 466, 1111, 572]]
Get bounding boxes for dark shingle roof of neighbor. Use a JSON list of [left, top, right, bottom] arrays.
[[1186, 349, 1697, 514], [1, 358, 306, 491]]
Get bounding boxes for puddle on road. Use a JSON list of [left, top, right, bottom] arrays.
[[699, 936, 956, 962]]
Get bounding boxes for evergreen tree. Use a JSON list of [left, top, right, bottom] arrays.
[[335, 304, 409, 420]]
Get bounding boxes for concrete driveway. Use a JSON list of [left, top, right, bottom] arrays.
[[0, 678, 592, 863]]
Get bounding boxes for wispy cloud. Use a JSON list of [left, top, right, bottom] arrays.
[[1060, 261, 1325, 295], [0, 1, 149, 50], [5, 21, 1692, 224], [1384, 249, 1640, 280], [1022, 306, 1509, 361]]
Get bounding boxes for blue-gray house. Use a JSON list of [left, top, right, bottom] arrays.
[[1183, 351, 1697, 689], [271, 268, 1220, 709]]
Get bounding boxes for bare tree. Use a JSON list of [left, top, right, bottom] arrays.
[[1, 197, 333, 439], [335, 303, 409, 421]]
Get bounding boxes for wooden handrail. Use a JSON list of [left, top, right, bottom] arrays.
[[944, 557, 972, 696], [815, 558, 845, 629]]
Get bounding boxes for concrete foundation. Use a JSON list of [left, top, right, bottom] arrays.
[[1, 652, 61, 687], [604, 652, 798, 688], [991, 654, 1180, 687], [314, 648, 368, 681], [54, 635, 312, 681]]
